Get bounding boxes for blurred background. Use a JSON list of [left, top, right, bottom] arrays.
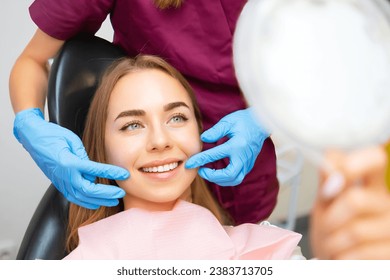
[[0, 0, 318, 259]]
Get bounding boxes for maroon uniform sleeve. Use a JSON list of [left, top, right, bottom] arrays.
[[29, 0, 114, 40]]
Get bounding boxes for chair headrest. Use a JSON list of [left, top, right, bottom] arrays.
[[48, 35, 125, 138]]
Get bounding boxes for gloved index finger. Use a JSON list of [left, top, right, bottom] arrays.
[[77, 159, 130, 180], [185, 143, 230, 169], [201, 120, 231, 143]]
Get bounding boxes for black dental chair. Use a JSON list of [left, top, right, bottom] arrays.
[[16, 35, 125, 259]]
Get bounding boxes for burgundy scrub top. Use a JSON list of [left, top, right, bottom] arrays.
[[30, 0, 279, 225]]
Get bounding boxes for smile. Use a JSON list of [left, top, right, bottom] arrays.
[[141, 161, 180, 173]]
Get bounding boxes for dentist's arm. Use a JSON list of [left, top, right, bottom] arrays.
[[10, 29, 58, 113], [10, 29, 129, 209], [185, 108, 269, 186]]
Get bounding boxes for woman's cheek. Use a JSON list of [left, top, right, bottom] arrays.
[[105, 137, 133, 168], [177, 126, 203, 156]]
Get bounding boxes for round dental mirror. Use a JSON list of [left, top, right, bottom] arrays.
[[234, 0, 390, 163]]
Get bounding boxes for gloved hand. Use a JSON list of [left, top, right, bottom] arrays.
[[13, 108, 129, 209], [185, 108, 269, 186]]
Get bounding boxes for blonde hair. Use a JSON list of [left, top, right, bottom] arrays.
[[66, 55, 230, 252]]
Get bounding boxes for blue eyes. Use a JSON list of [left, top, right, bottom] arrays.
[[169, 114, 188, 124], [120, 114, 188, 131], [128, 122, 143, 131], [120, 121, 143, 131]]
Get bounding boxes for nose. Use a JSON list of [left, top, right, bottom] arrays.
[[146, 123, 173, 152]]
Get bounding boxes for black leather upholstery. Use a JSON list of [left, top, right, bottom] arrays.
[[16, 35, 125, 260], [48, 35, 125, 137]]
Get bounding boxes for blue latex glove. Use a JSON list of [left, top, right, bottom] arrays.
[[185, 108, 269, 186], [13, 108, 129, 209]]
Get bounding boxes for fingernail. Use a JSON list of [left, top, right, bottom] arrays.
[[321, 172, 345, 200]]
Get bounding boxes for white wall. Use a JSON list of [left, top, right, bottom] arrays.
[[1, 0, 44, 259], [0, 0, 114, 259], [0, 1, 317, 260]]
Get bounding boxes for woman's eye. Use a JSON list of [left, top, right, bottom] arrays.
[[169, 114, 188, 124], [121, 122, 143, 131]]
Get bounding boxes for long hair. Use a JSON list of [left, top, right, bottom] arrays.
[[66, 55, 230, 252]]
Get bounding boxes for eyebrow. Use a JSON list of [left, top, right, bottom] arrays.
[[115, 102, 190, 121], [115, 109, 145, 120], [163, 101, 190, 111]]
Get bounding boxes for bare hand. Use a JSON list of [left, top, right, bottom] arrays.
[[310, 146, 390, 259]]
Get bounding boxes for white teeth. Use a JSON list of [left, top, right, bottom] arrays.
[[142, 162, 179, 173]]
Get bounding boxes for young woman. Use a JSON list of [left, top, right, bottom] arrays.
[[63, 56, 301, 259]]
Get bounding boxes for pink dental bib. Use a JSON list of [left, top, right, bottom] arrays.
[[63, 200, 301, 260]]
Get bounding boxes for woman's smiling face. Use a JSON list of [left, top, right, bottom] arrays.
[[104, 69, 201, 211]]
